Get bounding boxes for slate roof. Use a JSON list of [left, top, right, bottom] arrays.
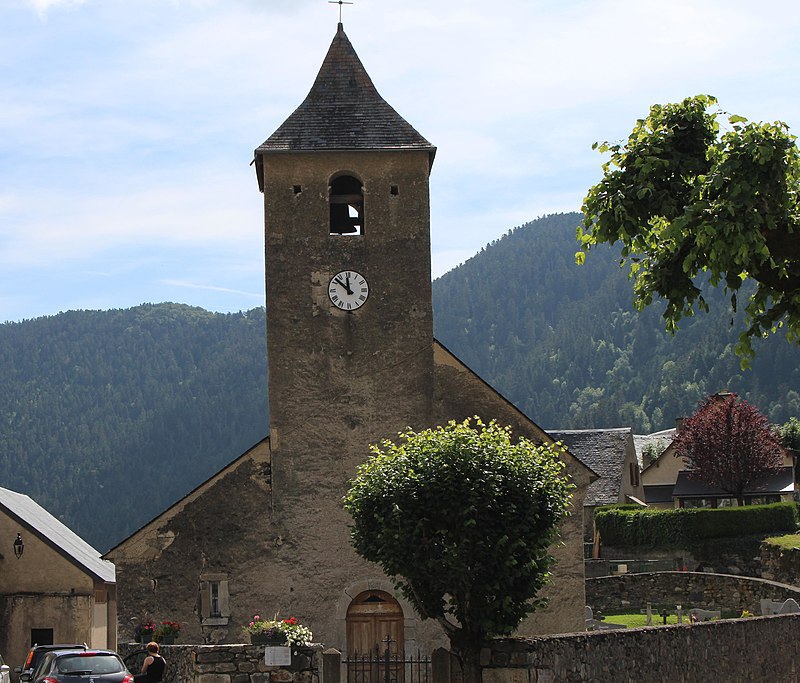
[[644, 484, 675, 504], [0, 486, 115, 583], [672, 467, 795, 499], [634, 428, 676, 470], [547, 428, 633, 507], [256, 23, 435, 159]]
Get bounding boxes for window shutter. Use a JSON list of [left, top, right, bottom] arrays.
[[199, 582, 210, 618], [219, 580, 231, 617]]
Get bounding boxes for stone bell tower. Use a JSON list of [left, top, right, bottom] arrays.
[[254, 23, 436, 514], [252, 23, 439, 646]]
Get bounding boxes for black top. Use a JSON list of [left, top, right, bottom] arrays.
[[145, 654, 165, 682]]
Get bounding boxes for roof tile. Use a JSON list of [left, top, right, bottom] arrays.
[[257, 24, 434, 156]]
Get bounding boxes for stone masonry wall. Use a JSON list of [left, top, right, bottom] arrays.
[[760, 541, 800, 585], [586, 571, 800, 614], [600, 535, 765, 577], [116, 619, 800, 683], [482, 614, 800, 683], [117, 643, 321, 683]]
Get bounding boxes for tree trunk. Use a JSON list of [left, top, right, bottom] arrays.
[[449, 633, 483, 683]]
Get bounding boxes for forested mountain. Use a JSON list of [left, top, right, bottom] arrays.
[[432, 212, 800, 432], [0, 304, 268, 550], [2, 213, 799, 550]]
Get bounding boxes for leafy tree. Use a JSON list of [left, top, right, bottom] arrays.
[[342, 418, 574, 683], [779, 417, 800, 451], [578, 95, 800, 363], [672, 393, 785, 505]]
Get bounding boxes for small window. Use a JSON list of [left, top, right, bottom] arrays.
[[293, 185, 302, 194], [31, 628, 54, 646], [629, 462, 640, 487], [330, 175, 363, 235], [210, 582, 221, 617], [390, 184, 399, 196], [199, 575, 230, 625]]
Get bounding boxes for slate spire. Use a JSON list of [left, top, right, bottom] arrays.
[[256, 24, 434, 158]]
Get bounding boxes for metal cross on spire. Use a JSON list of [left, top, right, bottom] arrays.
[[329, 0, 353, 23]]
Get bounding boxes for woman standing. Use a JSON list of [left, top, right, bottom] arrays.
[[139, 642, 166, 682]]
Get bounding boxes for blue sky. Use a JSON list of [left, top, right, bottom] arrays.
[[1, 0, 799, 323]]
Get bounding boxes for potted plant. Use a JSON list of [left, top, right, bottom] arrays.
[[155, 620, 181, 645], [134, 620, 157, 643], [243, 615, 312, 647]]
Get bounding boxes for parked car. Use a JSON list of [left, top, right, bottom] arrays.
[[122, 648, 149, 677], [30, 650, 132, 683], [15, 645, 88, 682], [0, 653, 11, 683]]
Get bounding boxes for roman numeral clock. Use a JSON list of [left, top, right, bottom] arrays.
[[328, 271, 369, 311]]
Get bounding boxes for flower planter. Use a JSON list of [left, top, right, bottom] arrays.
[[250, 633, 286, 646], [158, 636, 176, 645]]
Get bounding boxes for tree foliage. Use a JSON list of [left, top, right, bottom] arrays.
[[342, 418, 573, 683], [433, 213, 800, 432], [672, 393, 785, 505], [779, 417, 800, 451], [579, 95, 800, 364]]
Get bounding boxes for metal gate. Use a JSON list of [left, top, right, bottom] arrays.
[[344, 637, 431, 683]]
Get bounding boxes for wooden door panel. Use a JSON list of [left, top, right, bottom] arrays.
[[346, 590, 405, 683]]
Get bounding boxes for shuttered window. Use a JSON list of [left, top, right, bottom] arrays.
[[199, 575, 230, 625]]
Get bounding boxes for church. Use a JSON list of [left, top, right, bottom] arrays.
[[105, 22, 593, 656]]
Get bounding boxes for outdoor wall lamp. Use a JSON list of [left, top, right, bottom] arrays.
[[13, 533, 24, 559]]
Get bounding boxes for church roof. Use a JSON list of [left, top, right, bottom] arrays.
[[256, 23, 435, 159]]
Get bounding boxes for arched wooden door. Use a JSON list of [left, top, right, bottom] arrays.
[[346, 590, 404, 656]]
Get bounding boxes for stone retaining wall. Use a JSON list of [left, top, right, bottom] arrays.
[[599, 536, 765, 576], [117, 643, 321, 683], [761, 541, 800, 585], [586, 571, 800, 614], [482, 614, 800, 683]]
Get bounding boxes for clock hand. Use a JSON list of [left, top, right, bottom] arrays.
[[334, 277, 353, 295]]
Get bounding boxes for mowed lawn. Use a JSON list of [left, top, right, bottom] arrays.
[[603, 612, 681, 628], [602, 610, 745, 628]]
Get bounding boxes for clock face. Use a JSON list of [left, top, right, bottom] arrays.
[[328, 270, 369, 311]]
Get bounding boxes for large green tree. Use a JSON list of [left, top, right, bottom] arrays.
[[578, 95, 800, 363], [342, 418, 574, 683]]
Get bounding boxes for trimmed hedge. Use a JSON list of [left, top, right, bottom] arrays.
[[595, 502, 800, 547]]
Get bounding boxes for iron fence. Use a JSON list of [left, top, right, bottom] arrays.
[[343, 650, 431, 683]]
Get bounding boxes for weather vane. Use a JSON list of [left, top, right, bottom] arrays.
[[329, 0, 353, 23]]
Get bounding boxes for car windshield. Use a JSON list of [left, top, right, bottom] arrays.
[[56, 655, 123, 675]]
